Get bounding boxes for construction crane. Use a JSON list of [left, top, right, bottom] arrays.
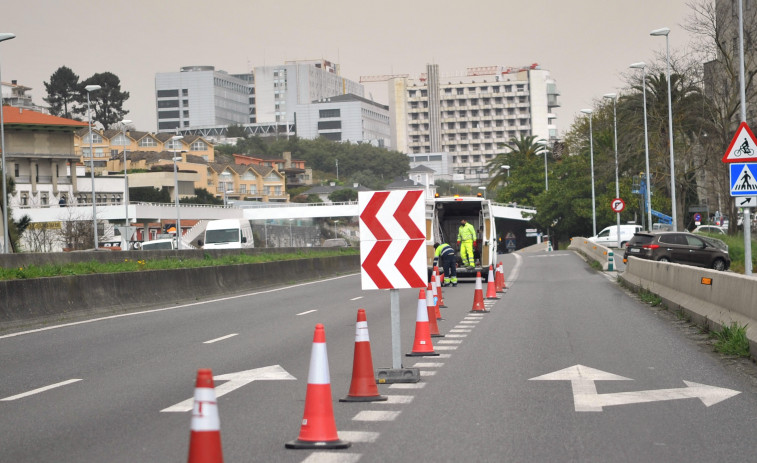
[[359, 74, 409, 83]]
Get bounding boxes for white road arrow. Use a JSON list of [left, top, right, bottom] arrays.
[[161, 365, 296, 412], [530, 364, 740, 412]]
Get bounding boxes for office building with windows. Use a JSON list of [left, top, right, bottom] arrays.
[[388, 63, 560, 184], [295, 93, 391, 147]]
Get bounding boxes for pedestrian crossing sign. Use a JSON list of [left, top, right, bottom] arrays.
[[722, 122, 757, 163], [730, 163, 757, 196]]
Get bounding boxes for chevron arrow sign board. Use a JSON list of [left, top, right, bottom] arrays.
[[358, 190, 428, 290]]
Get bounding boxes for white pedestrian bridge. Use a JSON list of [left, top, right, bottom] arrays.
[[14, 200, 535, 224]]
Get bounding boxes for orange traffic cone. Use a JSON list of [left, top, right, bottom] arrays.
[[486, 265, 500, 300], [433, 266, 447, 308], [430, 275, 442, 320], [499, 262, 508, 293], [187, 369, 223, 463], [286, 324, 351, 449], [495, 262, 505, 293], [470, 271, 488, 313], [426, 282, 444, 338], [340, 309, 387, 402], [407, 289, 439, 357]]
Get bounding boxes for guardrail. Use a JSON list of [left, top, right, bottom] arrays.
[[567, 237, 615, 270], [620, 257, 757, 357]]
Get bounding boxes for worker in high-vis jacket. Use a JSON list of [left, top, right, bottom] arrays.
[[433, 242, 457, 287], [457, 219, 477, 268]]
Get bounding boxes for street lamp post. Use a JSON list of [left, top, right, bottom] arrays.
[[651, 27, 677, 231], [121, 119, 131, 227], [220, 171, 231, 206], [477, 186, 487, 199], [537, 140, 549, 191], [85, 84, 101, 249], [581, 109, 597, 237], [603, 93, 621, 248], [171, 135, 183, 249], [0, 32, 16, 254], [630, 62, 653, 232], [289, 219, 293, 247], [333, 220, 338, 239]]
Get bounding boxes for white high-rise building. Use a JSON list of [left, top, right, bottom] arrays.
[[295, 94, 391, 147], [388, 63, 560, 184]]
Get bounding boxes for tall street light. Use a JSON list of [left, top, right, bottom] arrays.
[[581, 109, 597, 237], [477, 186, 487, 198], [121, 119, 131, 228], [630, 62, 653, 231], [85, 84, 101, 249], [603, 93, 621, 248], [0, 32, 16, 254], [537, 139, 549, 191], [171, 135, 183, 249], [651, 27, 677, 231], [220, 171, 231, 206]]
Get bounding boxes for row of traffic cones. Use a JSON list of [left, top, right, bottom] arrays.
[[186, 262, 509, 460]]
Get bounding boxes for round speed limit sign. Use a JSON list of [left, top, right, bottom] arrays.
[[611, 198, 625, 213]]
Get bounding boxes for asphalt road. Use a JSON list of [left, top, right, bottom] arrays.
[[1, 251, 756, 462]]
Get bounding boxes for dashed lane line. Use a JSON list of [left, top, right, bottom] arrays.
[[353, 410, 402, 421], [383, 395, 414, 404], [302, 452, 362, 463], [389, 382, 427, 389], [1, 378, 82, 401], [203, 333, 238, 344], [337, 431, 380, 443]]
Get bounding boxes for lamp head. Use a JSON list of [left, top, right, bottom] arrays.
[[0, 33, 16, 43], [629, 62, 646, 69], [501, 165, 510, 170], [603, 93, 617, 100], [650, 27, 670, 36], [580, 109, 593, 115], [121, 119, 132, 125], [85, 85, 101, 92], [171, 135, 183, 141]]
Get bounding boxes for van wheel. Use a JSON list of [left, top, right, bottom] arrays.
[[712, 258, 726, 271], [620, 241, 628, 248], [658, 256, 671, 263]]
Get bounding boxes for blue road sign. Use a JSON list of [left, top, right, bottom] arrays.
[[730, 163, 757, 196], [506, 239, 516, 250]]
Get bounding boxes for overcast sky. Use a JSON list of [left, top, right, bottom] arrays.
[[2, 0, 700, 136]]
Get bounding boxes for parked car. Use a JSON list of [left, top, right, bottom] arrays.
[[692, 225, 727, 235], [588, 224, 643, 248], [623, 231, 730, 271]]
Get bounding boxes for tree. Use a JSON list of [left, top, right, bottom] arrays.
[[43, 66, 80, 119], [74, 72, 130, 130], [130, 186, 170, 203], [180, 188, 223, 205], [487, 134, 545, 207], [328, 188, 358, 202]]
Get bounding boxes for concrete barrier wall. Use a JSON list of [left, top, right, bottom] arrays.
[[619, 257, 757, 355], [567, 237, 614, 270], [0, 255, 360, 330]]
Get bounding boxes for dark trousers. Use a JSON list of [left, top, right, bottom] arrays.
[[441, 254, 457, 284]]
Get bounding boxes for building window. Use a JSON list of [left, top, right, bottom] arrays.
[[157, 89, 179, 98], [158, 100, 179, 108], [318, 120, 342, 130], [139, 137, 157, 147], [20, 192, 29, 206], [83, 132, 103, 144], [191, 140, 207, 151], [319, 109, 340, 118]]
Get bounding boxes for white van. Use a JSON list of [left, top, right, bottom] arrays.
[[199, 219, 254, 249], [588, 224, 642, 248], [140, 238, 177, 250]]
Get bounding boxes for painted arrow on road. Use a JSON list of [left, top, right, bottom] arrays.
[[161, 365, 296, 412], [530, 364, 740, 412]]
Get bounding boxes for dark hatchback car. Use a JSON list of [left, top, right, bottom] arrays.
[[623, 231, 731, 271]]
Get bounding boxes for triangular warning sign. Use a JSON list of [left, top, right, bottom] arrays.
[[733, 164, 757, 191], [722, 121, 757, 163]]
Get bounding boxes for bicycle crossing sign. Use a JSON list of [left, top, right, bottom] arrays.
[[730, 163, 757, 196], [722, 122, 757, 163]]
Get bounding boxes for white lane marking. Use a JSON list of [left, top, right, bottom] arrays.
[[437, 354, 452, 359], [296, 309, 317, 316], [383, 395, 415, 404], [349, 296, 363, 301], [450, 329, 472, 333], [1, 378, 82, 401], [453, 326, 474, 330], [434, 345, 458, 350], [353, 410, 401, 421], [0, 273, 360, 340], [413, 362, 444, 368], [445, 334, 467, 338], [506, 253, 522, 287], [203, 333, 237, 344], [438, 339, 463, 344], [338, 431, 380, 443], [420, 370, 437, 377], [389, 382, 427, 389], [459, 320, 480, 324], [302, 453, 362, 463]]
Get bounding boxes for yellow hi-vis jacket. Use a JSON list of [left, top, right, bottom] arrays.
[[457, 222, 477, 242]]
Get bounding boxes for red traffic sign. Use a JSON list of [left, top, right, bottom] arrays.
[[358, 190, 427, 290], [722, 121, 757, 163], [610, 198, 625, 213]]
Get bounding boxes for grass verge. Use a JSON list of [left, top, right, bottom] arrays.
[[0, 248, 359, 281], [712, 322, 751, 357]]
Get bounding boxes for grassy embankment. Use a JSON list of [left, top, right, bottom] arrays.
[[0, 248, 359, 281]]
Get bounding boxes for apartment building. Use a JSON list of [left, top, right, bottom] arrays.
[[388, 63, 560, 184], [208, 162, 288, 203]]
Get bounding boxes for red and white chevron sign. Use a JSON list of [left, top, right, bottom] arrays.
[[358, 190, 428, 290]]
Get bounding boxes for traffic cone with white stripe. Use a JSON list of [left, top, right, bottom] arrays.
[[496, 262, 506, 294], [286, 324, 351, 449], [486, 265, 500, 300], [430, 273, 442, 320], [426, 282, 444, 338], [340, 309, 387, 402], [407, 289, 439, 357], [499, 262, 508, 293], [433, 266, 447, 308], [187, 369, 223, 463], [470, 271, 488, 313]]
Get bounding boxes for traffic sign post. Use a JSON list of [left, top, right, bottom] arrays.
[[359, 190, 427, 376], [610, 198, 625, 213], [723, 122, 754, 275]]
